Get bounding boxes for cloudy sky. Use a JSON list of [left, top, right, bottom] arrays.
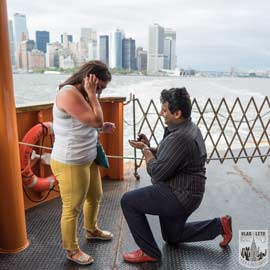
[[7, 0, 270, 71]]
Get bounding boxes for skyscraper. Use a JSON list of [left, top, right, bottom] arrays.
[[36, 31, 50, 53], [61, 34, 73, 44], [110, 29, 124, 69], [147, 24, 165, 73], [99, 35, 109, 66], [164, 28, 176, 70], [88, 40, 98, 60], [122, 38, 136, 70], [81, 28, 97, 43], [18, 40, 35, 70], [29, 49, 46, 70], [164, 38, 172, 70], [8, 20, 16, 67], [80, 28, 97, 61], [14, 13, 28, 49], [46, 42, 62, 68], [61, 33, 73, 49], [136, 47, 147, 71]]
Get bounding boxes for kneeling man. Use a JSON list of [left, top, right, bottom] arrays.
[[121, 87, 232, 263]]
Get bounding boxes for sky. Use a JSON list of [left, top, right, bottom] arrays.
[[7, 0, 270, 71]]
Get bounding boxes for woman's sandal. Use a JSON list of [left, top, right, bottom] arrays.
[[66, 249, 94, 265]]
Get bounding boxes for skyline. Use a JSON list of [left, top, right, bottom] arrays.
[[7, 0, 270, 71]]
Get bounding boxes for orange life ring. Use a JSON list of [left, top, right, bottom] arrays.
[[19, 122, 57, 192]]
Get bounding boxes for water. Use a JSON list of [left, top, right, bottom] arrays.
[[14, 74, 269, 106], [13, 74, 270, 157]]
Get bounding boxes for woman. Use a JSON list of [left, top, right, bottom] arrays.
[[50, 60, 115, 265]]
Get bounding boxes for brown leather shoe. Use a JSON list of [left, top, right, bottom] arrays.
[[123, 249, 157, 263], [219, 215, 232, 247]]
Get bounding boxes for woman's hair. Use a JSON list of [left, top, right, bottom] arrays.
[[160, 87, 192, 118], [59, 60, 112, 101]]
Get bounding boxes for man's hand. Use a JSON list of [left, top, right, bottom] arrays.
[[128, 140, 146, 149], [129, 139, 155, 163], [137, 133, 150, 147], [102, 122, 116, 134]]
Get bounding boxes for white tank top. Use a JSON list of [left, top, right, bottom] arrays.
[[51, 85, 98, 164]]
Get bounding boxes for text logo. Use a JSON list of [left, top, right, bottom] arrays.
[[239, 230, 268, 268]]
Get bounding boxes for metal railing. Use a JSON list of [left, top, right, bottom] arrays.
[[125, 95, 270, 179], [19, 95, 270, 181]]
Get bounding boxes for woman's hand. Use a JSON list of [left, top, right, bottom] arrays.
[[128, 140, 146, 149], [84, 74, 99, 96], [102, 122, 116, 134], [82, 74, 104, 127]]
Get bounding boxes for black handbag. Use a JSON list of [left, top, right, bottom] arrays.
[[95, 141, 109, 168]]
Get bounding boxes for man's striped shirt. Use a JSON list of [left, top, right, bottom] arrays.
[[147, 118, 207, 214]]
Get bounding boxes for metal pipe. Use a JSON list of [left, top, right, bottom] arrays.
[[0, 0, 29, 253]]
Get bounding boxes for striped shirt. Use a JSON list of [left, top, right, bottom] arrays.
[[147, 117, 207, 214]]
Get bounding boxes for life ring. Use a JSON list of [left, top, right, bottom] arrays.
[[19, 122, 57, 192]]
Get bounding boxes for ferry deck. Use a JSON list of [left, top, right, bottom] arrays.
[[0, 159, 270, 270]]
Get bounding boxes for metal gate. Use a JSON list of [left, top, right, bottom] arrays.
[[124, 95, 270, 178]]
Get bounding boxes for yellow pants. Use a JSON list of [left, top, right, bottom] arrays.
[[50, 159, 103, 250]]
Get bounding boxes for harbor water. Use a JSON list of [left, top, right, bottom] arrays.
[[13, 74, 270, 156]]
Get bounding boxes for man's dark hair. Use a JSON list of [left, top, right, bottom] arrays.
[[160, 87, 192, 118]]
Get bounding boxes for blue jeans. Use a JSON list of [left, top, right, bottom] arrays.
[[121, 184, 222, 260]]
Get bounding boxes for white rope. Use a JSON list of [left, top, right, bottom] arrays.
[[107, 155, 144, 160], [18, 141, 269, 161], [19, 141, 52, 150], [18, 141, 144, 160]]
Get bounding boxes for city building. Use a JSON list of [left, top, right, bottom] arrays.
[[13, 13, 29, 49], [36, 31, 50, 53], [88, 40, 98, 61], [99, 35, 109, 66], [164, 28, 176, 70], [46, 42, 62, 68], [29, 49, 45, 70], [136, 47, 147, 71], [69, 42, 81, 66], [59, 55, 75, 69], [122, 38, 136, 70], [61, 33, 73, 49], [163, 38, 172, 70], [81, 28, 97, 43], [8, 20, 16, 68], [17, 40, 35, 70], [147, 23, 165, 73], [61, 33, 73, 44], [80, 28, 97, 62], [110, 29, 124, 69]]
